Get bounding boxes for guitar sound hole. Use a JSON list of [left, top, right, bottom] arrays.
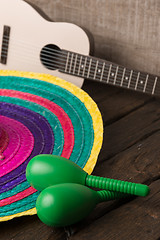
[[40, 44, 61, 70]]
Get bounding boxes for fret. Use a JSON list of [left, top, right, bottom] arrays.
[[120, 68, 126, 86], [72, 54, 78, 75], [69, 53, 74, 74], [87, 58, 92, 78], [84, 57, 90, 78], [77, 55, 82, 76], [89, 59, 97, 80], [97, 63, 103, 74], [154, 77, 160, 96], [127, 70, 133, 88], [74, 54, 80, 75], [107, 64, 112, 83], [152, 77, 158, 95], [79, 56, 86, 77], [94, 61, 106, 82], [145, 75, 155, 94], [93, 60, 99, 79], [60, 51, 160, 98], [129, 71, 139, 89], [107, 64, 119, 85], [121, 68, 131, 87], [100, 62, 105, 81], [135, 72, 140, 90], [82, 57, 87, 77], [114, 66, 123, 86], [65, 52, 70, 72], [143, 74, 149, 92], [113, 66, 119, 85], [135, 73, 148, 92]]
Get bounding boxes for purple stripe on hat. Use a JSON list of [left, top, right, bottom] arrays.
[[0, 102, 54, 192]]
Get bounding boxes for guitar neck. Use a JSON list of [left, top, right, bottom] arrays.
[[59, 50, 160, 96]]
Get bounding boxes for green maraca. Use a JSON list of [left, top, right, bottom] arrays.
[[36, 183, 127, 227], [26, 154, 150, 197]]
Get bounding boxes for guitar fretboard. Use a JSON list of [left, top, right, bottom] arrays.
[[59, 50, 160, 96]]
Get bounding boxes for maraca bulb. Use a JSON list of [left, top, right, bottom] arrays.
[[26, 154, 150, 197], [26, 154, 87, 191], [36, 183, 99, 227]]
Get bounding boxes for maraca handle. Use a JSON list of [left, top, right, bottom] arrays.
[[97, 190, 129, 202], [86, 175, 150, 197]]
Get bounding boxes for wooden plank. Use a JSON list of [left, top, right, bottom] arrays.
[[99, 99, 160, 161], [0, 215, 67, 240], [83, 80, 151, 123], [82, 80, 121, 103], [70, 180, 160, 240], [96, 88, 151, 125], [66, 130, 160, 237], [94, 129, 160, 183]]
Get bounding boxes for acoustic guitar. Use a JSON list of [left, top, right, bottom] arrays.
[[0, 0, 160, 96]]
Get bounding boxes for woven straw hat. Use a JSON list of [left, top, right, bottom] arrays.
[[0, 70, 103, 222]]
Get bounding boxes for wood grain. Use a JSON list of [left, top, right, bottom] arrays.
[[70, 180, 160, 240]]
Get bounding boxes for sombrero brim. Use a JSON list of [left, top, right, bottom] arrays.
[[0, 70, 103, 222]]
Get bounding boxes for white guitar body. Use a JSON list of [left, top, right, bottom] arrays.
[[0, 0, 90, 87]]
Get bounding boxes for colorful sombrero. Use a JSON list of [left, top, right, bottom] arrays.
[[0, 70, 103, 222]]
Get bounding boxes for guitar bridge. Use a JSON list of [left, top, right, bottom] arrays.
[[0, 25, 10, 64]]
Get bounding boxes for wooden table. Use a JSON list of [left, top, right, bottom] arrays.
[[0, 79, 159, 240]]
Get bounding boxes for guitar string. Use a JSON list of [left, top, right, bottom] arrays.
[[0, 51, 158, 93], [2, 35, 160, 83], [1, 36, 158, 83], [1, 40, 156, 85], [1, 40, 66, 59], [1, 57, 159, 95], [2, 37, 157, 86], [2, 37, 157, 87], [1, 39, 158, 91], [1, 38, 159, 92], [3, 36, 61, 52]]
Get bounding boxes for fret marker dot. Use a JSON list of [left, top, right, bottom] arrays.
[[81, 65, 84, 68], [125, 77, 128, 80], [140, 81, 143, 84], [98, 69, 101, 73], [111, 73, 114, 77]]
